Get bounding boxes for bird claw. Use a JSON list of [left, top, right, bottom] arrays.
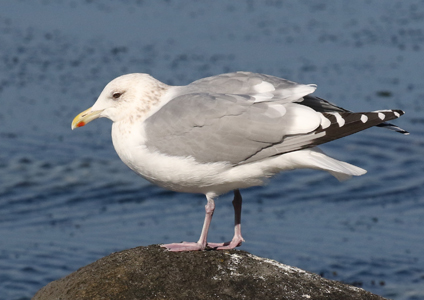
[[207, 236, 244, 250], [161, 242, 205, 252], [161, 236, 244, 252]]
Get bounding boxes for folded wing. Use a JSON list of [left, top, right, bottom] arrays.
[[144, 72, 407, 165]]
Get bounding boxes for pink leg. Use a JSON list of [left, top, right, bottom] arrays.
[[207, 189, 245, 250], [161, 195, 215, 252]]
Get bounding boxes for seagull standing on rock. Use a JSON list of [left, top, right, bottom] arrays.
[[72, 71, 408, 252]]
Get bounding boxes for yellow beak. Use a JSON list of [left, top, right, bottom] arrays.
[[71, 107, 103, 130]]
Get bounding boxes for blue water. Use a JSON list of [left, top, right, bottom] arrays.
[[0, 1, 423, 299]]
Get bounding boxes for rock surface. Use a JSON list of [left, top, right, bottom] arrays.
[[33, 245, 387, 300]]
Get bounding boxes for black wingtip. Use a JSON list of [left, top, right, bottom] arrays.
[[377, 122, 409, 135], [376, 109, 409, 135]]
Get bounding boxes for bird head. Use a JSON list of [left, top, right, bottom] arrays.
[[72, 73, 168, 129]]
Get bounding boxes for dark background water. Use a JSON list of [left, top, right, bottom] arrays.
[[0, 1, 423, 299]]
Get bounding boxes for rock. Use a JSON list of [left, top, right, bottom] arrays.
[[33, 245, 387, 300]]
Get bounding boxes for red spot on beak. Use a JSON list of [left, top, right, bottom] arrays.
[[77, 121, 86, 127]]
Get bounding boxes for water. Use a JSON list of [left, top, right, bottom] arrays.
[[0, 1, 423, 299]]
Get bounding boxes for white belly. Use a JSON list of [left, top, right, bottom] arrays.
[[110, 120, 366, 197], [111, 121, 262, 196]]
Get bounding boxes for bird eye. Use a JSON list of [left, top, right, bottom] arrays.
[[112, 92, 122, 99]]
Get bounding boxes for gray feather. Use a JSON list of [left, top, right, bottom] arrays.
[[144, 72, 407, 165], [145, 93, 317, 164]]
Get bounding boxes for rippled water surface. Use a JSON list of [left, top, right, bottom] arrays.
[[0, 1, 423, 299]]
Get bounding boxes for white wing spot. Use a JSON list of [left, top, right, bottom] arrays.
[[253, 93, 274, 102], [264, 103, 287, 118], [276, 84, 317, 102], [253, 81, 275, 93], [319, 113, 331, 129], [378, 112, 385, 120], [374, 109, 393, 113], [394, 111, 400, 118], [333, 112, 346, 127], [360, 114, 368, 123]]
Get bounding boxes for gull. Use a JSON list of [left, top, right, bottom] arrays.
[[72, 71, 408, 251]]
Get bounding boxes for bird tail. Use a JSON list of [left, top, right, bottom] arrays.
[[287, 147, 367, 182]]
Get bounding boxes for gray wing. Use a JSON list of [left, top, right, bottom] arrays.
[[144, 72, 407, 165], [145, 90, 406, 165], [144, 93, 322, 164], [188, 72, 408, 134], [184, 72, 407, 134], [181, 71, 317, 103]]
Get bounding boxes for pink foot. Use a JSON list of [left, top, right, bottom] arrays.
[[161, 241, 205, 252], [207, 235, 244, 250], [161, 190, 245, 252]]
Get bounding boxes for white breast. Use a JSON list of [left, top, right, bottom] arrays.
[[111, 121, 239, 195]]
